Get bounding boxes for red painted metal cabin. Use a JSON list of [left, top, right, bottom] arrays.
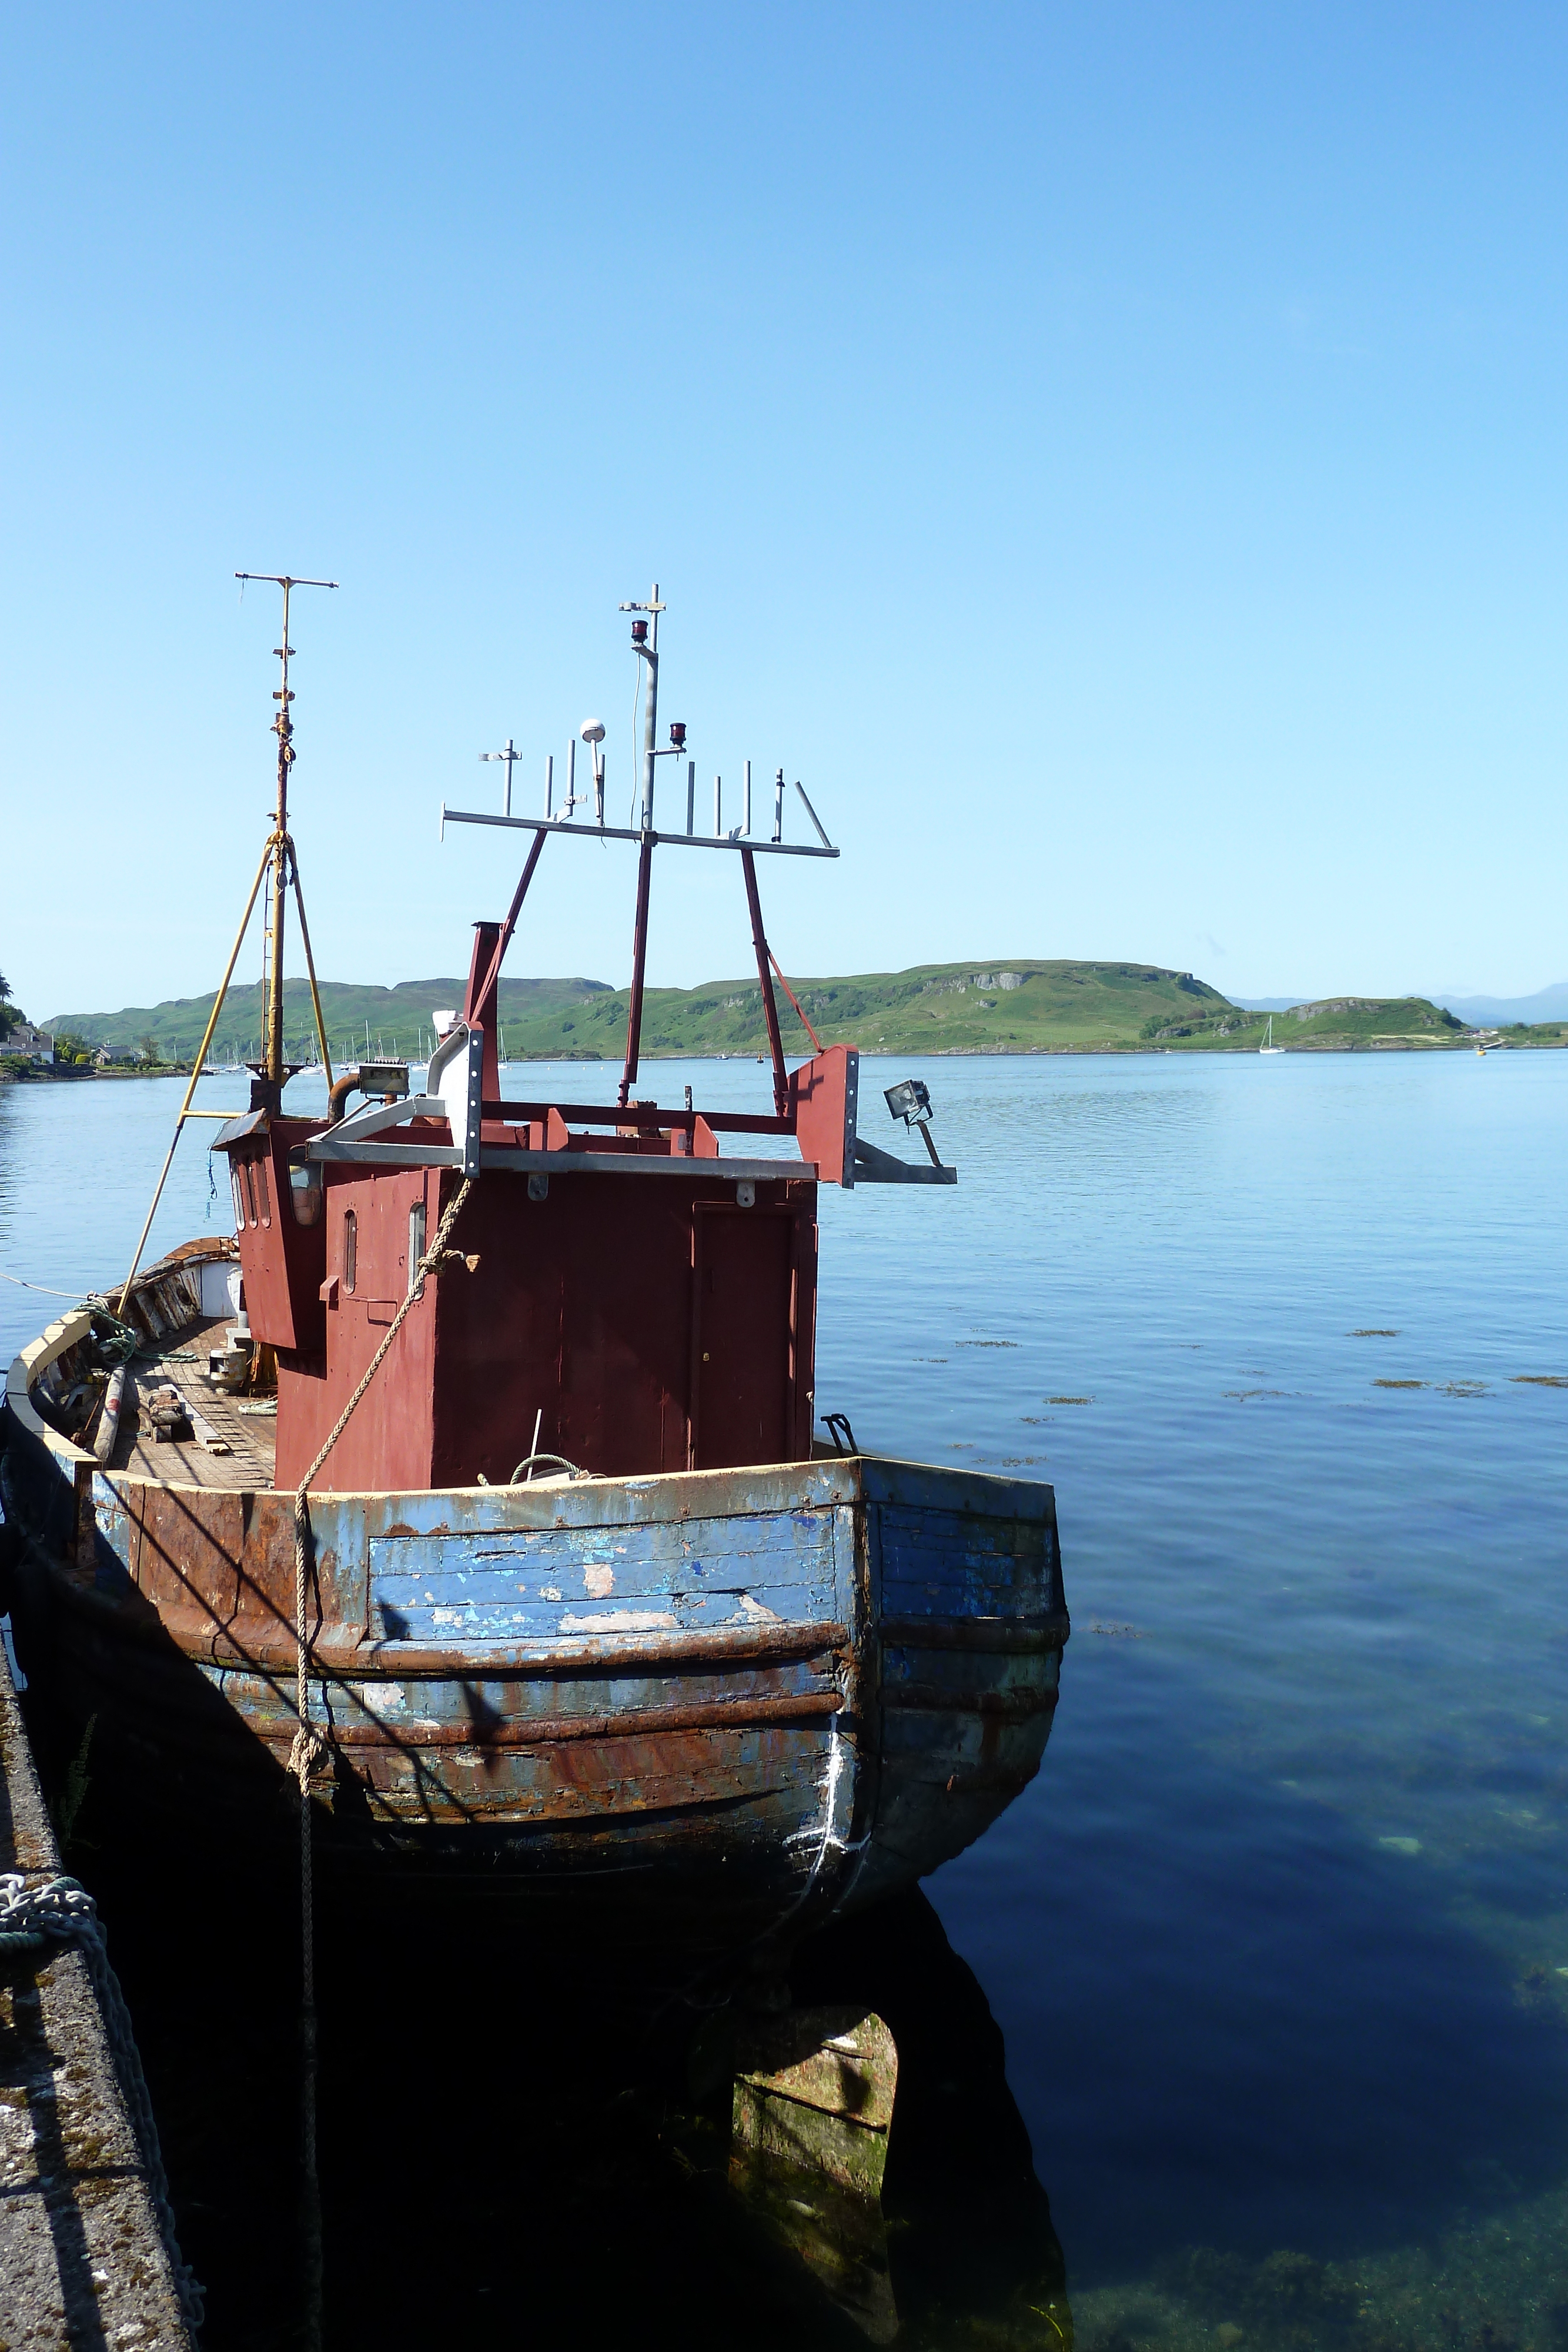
[[222, 1033, 874, 1493]]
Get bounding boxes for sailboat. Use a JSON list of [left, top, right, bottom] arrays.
[[1259, 1015, 1285, 1055]]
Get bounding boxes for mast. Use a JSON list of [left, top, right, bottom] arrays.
[[114, 569, 339, 1311], [238, 572, 337, 1105], [268, 580, 293, 1084]]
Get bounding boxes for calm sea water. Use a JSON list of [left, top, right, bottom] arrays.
[[4, 1048, 1567, 2350]]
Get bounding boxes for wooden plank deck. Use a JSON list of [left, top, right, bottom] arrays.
[[109, 1315, 278, 1492]]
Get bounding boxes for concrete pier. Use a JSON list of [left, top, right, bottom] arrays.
[[0, 1634, 195, 2349]]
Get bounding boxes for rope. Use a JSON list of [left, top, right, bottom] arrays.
[[507, 1450, 582, 1484], [285, 1171, 473, 2351], [0, 1872, 205, 2332], [0, 1268, 103, 1298], [767, 952, 823, 1053]]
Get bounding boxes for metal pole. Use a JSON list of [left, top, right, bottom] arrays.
[[773, 767, 784, 844], [744, 759, 751, 836], [640, 584, 660, 830], [741, 848, 789, 1116], [267, 579, 292, 1082], [235, 571, 336, 1098], [479, 738, 519, 816], [545, 754, 554, 819], [619, 838, 654, 1107], [115, 835, 275, 1313], [686, 759, 695, 836], [713, 774, 721, 836], [620, 583, 661, 1103]]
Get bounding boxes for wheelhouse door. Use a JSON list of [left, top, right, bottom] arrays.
[[691, 1208, 797, 1469]]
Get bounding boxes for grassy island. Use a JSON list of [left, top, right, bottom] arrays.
[[43, 964, 1568, 1064]]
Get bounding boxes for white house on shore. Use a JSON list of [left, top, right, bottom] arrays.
[[4, 1024, 55, 1063]]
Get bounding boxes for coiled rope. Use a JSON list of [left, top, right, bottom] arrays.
[[0, 1870, 206, 2333], [286, 1171, 474, 2349]]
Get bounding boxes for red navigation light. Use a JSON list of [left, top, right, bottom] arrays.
[[669, 721, 687, 748], [631, 619, 648, 643]]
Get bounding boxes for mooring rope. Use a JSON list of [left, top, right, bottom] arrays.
[[0, 1871, 206, 2332], [286, 1172, 474, 2349]]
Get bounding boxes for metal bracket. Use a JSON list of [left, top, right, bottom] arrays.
[[312, 1021, 484, 1177], [850, 1137, 957, 1186], [432, 1023, 484, 1177]]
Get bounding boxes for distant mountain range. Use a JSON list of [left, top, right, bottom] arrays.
[[44, 960, 1560, 1063], [1426, 983, 1568, 1027]]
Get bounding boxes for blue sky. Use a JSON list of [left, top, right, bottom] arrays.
[[3, 3, 1564, 1017]]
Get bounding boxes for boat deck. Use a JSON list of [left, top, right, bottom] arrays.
[[109, 1315, 278, 1492]]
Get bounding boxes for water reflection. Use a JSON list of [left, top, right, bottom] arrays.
[[56, 1786, 1068, 2350]]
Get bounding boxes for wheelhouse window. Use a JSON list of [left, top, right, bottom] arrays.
[[408, 1199, 426, 1295], [343, 1209, 357, 1295]]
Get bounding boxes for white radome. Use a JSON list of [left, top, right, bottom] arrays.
[[580, 718, 606, 744]]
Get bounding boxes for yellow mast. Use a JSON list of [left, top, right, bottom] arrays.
[[245, 573, 337, 1095], [113, 573, 339, 1313]]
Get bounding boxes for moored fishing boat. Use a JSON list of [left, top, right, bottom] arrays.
[[1, 583, 1067, 1952]]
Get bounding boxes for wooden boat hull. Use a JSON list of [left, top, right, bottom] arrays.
[[4, 1304, 1066, 1942]]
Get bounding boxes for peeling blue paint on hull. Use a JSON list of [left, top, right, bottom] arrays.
[[4, 1421, 1066, 1935]]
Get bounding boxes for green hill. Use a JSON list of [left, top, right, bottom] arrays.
[[1146, 995, 1465, 1050], [44, 965, 1492, 1064], [46, 975, 611, 1065], [557, 959, 1233, 1058]]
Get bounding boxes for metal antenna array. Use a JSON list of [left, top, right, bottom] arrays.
[[440, 584, 840, 1115], [480, 738, 521, 817]]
